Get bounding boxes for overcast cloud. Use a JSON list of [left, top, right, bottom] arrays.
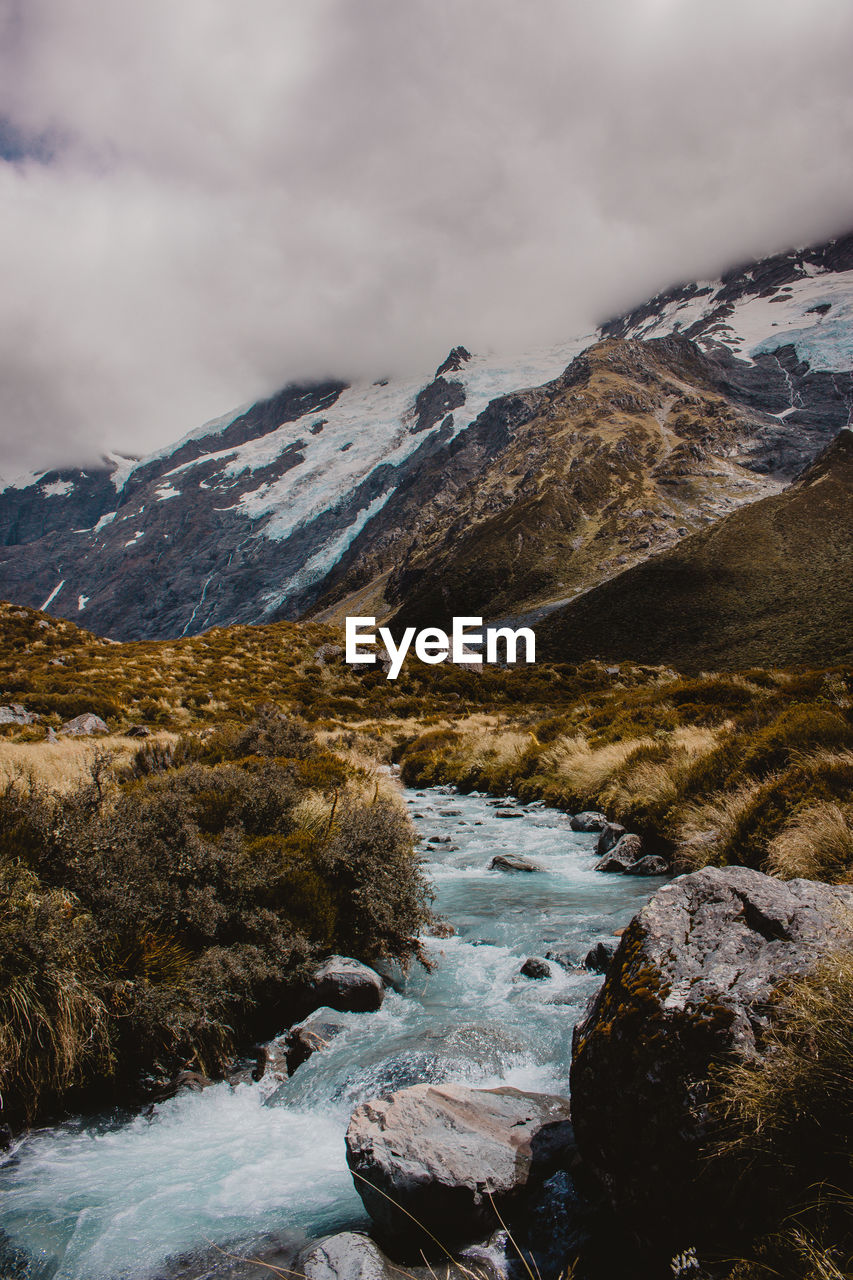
[[1, 0, 852, 476]]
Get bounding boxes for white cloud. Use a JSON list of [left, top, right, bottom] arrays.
[[0, 0, 852, 473]]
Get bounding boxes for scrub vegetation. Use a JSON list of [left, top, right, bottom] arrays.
[[0, 706, 431, 1128]]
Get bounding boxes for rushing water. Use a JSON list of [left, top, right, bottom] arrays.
[[0, 785, 660, 1280]]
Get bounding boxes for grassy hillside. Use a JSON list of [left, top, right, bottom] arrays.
[[537, 429, 853, 672]]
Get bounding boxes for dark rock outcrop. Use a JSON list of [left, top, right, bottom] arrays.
[[625, 854, 669, 876], [345, 1083, 574, 1248], [570, 866, 853, 1252], [582, 941, 617, 973], [520, 957, 551, 980], [594, 833, 643, 872]]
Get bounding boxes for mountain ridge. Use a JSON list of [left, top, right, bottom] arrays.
[[2, 230, 852, 640]]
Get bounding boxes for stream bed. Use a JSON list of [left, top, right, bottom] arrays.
[[0, 785, 661, 1280]]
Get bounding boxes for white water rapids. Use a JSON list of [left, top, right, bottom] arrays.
[[0, 786, 661, 1279]]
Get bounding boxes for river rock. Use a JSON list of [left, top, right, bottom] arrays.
[[495, 810, 524, 819], [594, 822, 627, 857], [595, 833, 644, 872], [489, 854, 540, 873], [520, 957, 551, 980], [346, 1083, 574, 1247], [593, 853, 632, 875], [570, 812, 607, 833], [60, 712, 108, 736], [286, 1008, 349, 1073], [582, 941, 617, 973], [570, 866, 853, 1252], [624, 854, 669, 876], [308, 956, 385, 1014], [299, 1232, 394, 1280]]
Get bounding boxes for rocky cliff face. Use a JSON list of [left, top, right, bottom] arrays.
[[2, 232, 852, 640]]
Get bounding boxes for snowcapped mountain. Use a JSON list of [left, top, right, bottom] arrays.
[[2, 232, 852, 640]]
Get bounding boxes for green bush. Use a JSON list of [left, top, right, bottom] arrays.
[[0, 712, 431, 1128]]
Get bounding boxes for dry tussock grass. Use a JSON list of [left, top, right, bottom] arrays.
[[676, 781, 765, 871], [0, 732, 178, 791], [598, 726, 720, 819], [544, 733, 655, 795], [766, 802, 853, 883]]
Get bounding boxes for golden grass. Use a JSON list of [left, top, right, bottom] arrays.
[[543, 733, 656, 795], [676, 781, 765, 871], [766, 802, 853, 883], [0, 732, 178, 791]]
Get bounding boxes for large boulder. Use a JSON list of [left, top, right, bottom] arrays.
[[308, 957, 385, 1014], [346, 1083, 574, 1248], [570, 866, 853, 1253], [0, 703, 38, 725], [60, 712, 108, 736]]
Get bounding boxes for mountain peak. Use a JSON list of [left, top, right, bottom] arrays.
[[435, 346, 472, 378]]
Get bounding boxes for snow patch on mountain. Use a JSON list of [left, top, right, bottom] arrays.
[[40, 581, 65, 610], [260, 490, 391, 616], [41, 479, 75, 498], [620, 266, 853, 372], [232, 338, 595, 545]]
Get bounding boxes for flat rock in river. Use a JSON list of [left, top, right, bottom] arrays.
[[345, 1082, 573, 1246], [489, 854, 540, 873]]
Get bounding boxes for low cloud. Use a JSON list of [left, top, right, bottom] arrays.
[[1, 0, 852, 475]]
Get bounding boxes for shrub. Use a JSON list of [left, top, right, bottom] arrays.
[[0, 713, 430, 1127], [0, 860, 112, 1126]]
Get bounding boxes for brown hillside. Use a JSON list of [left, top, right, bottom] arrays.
[[537, 429, 853, 671]]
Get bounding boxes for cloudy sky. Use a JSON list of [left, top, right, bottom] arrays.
[[1, 0, 853, 476]]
